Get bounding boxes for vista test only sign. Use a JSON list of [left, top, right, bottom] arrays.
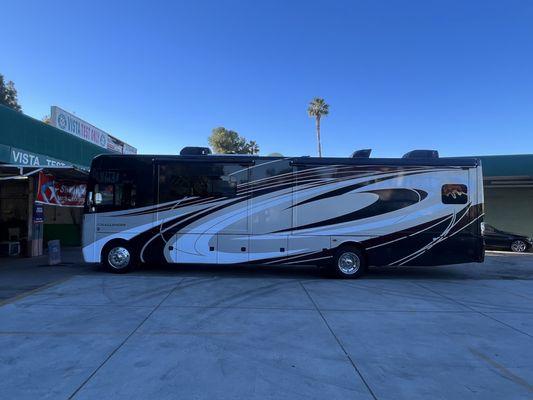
[[50, 106, 137, 154], [51, 106, 109, 149]]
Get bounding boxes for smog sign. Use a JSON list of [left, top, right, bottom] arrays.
[[51, 106, 109, 149], [122, 142, 137, 155], [50, 106, 137, 154]]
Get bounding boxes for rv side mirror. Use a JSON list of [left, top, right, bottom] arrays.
[[95, 193, 103, 205]]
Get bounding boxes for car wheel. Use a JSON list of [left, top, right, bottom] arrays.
[[331, 246, 367, 279], [510, 240, 527, 253], [102, 243, 136, 273]]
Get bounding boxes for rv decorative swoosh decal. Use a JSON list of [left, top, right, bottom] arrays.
[[290, 171, 429, 208], [276, 188, 428, 233]]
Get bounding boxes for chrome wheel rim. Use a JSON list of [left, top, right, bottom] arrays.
[[511, 241, 526, 252], [338, 252, 360, 275], [108, 247, 131, 269]]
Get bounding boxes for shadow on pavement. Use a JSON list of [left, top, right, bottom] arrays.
[[128, 251, 533, 281], [1, 249, 532, 305]]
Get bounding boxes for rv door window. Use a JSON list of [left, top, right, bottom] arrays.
[[95, 184, 115, 206]]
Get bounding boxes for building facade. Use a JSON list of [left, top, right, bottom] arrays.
[[478, 155, 533, 238], [0, 105, 126, 255]]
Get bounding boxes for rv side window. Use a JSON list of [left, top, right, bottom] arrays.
[[95, 184, 115, 205], [94, 182, 137, 210], [441, 184, 468, 204], [86, 158, 154, 213], [90, 166, 150, 211], [158, 163, 248, 203]]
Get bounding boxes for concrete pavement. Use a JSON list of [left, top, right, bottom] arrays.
[[0, 251, 532, 399]]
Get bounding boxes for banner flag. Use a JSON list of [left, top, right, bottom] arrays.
[[36, 172, 86, 207]]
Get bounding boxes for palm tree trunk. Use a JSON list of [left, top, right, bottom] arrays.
[[316, 116, 322, 157]]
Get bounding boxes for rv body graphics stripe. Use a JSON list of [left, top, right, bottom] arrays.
[[277, 188, 428, 233], [161, 170, 438, 263], [250, 207, 477, 267], [389, 209, 459, 266], [365, 214, 453, 250], [266, 205, 478, 267], [156, 169, 438, 262], [285, 256, 333, 264], [115, 197, 221, 217], [135, 197, 250, 263], [139, 206, 218, 262], [241, 167, 451, 198], [237, 163, 457, 191], [290, 171, 431, 208], [392, 214, 469, 266], [371, 203, 481, 266]]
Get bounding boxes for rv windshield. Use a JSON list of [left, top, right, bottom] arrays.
[[85, 158, 154, 213]]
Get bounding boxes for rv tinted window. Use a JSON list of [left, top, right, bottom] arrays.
[[158, 163, 248, 203], [94, 184, 114, 206], [94, 181, 138, 210], [441, 184, 468, 204], [89, 158, 154, 211]]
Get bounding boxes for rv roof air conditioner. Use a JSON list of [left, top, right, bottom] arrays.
[[180, 147, 212, 156], [351, 149, 372, 158], [402, 149, 439, 159]]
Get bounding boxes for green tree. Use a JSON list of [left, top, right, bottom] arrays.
[[208, 127, 260, 154], [0, 74, 22, 112], [307, 97, 329, 157]]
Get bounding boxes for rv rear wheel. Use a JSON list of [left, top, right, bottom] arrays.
[[102, 243, 136, 273], [331, 246, 367, 279]]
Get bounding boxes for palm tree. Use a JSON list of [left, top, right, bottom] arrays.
[[307, 97, 329, 157], [248, 140, 260, 155]]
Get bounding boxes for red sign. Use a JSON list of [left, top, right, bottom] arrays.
[[36, 172, 86, 207]]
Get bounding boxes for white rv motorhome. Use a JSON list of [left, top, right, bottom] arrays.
[[82, 148, 484, 278]]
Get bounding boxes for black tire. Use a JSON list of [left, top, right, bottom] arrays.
[[330, 246, 367, 279], [510, 240, 527, 253], [102, 242, 137, 273]]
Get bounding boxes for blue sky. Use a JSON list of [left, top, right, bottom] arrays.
[[2, 0, 533, 157]]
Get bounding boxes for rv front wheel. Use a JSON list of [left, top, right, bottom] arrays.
[[331, 246, 367, 279], [103, 243, 136, 273]]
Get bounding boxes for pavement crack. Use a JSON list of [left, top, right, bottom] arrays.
[[415, 282, 533, 339], [299, 281, 379, 400], [469, 348, 533, 392], [67, 277, 185, 399]]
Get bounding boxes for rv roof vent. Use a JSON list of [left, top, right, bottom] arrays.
[[351, 149, 372, 158], [402, 149, 439, 159], [180, 146, 212, 156]]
